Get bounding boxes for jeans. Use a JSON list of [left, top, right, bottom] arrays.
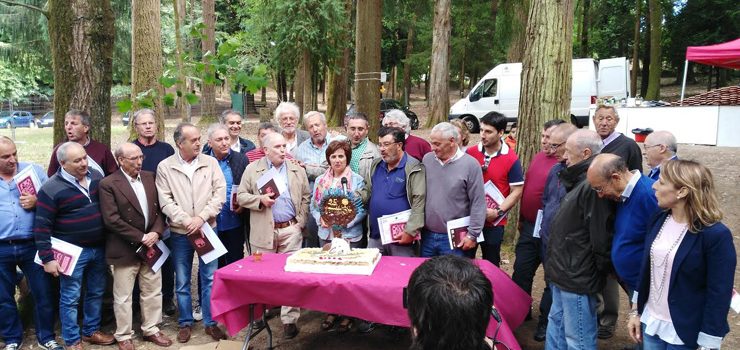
[[478, 226, 504, 266], [170, 233, 218, 327], [59, 246, 107, 345], [545, 284, 598, 350], [420, 231, 474, 258], [641, 324, 692, 350], [0, 240, 56, 344]]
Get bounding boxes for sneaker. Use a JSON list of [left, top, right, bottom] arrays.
[[533, 322, 547, 342], [193, 305, 203, 321], [39, 340, 64, 350], [355, 320, 376, 334], [4, 343, 20, 350]]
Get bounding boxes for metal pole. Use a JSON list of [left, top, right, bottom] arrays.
[[680, 60, 689, 106]]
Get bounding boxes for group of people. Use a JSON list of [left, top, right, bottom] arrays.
[[0, 101, 735, 350]]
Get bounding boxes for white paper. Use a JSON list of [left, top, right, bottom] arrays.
[[151, 240, 170, 273], [199, 223, 228, 264], [256, 166, 288, 196], [446, 216, 485, 250], [13, 165, 41, 195], [378, 209, 414, 245], [532, 209, 544, 238], [731, 289, 740, 314], [34, 237, 83, 276]]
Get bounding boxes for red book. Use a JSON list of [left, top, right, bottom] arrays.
[[187, 232, 215, 257]]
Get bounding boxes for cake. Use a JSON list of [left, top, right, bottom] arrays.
[[284, 248, 381, 275]]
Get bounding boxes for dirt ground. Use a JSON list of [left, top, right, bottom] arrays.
[[9, 86, 740, 350]]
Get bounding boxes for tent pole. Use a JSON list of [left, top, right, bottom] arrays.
[[680, 60, 689, 105]]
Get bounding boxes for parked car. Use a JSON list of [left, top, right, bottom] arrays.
[[345, 98, 420, 130], [36, 111, 54, 128], [0, 111, 34, 128]]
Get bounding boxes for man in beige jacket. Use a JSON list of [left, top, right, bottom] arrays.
[[237, 132, 310, 339], [155, 123, 226, 343]]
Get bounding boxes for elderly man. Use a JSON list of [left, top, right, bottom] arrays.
[[293, 111, 331, 248], [156, 123, 226, 343], [35, 142, 114, 350], [203, 110, 256, 156], [237, 133, 310, 340], [593, 105, 642, 171], [364, 126, 425, 257], [205, 124, 249, 266], [382, 109, 430, 161], [100, 143, 172, 350], [587, 154, 658, 296], [273, 102, 309, 153], [345, 112, 381, 182], [466, 112, 523, 267], [0, 137, 61, 350], [421, 122, 486, 258], [544, 129, 616, 349], [509, 119, 563, 321], [47, 110, 118, 177], [129, 109, 176, 315], [643, 130, 678, 180]]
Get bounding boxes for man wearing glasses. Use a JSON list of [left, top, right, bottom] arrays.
[[643, 130, 678, 180], [465, 112, 523, 267], [364, 126, 426, 257]]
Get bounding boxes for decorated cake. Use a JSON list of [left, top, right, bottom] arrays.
[[285, 247, 381, 275]]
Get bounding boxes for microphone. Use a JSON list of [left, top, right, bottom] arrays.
[[341, 177, 348, 194]]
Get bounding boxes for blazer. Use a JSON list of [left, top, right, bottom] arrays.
[[237, 157, 310, 250], [637, 211, 736, 348], [100, 170, 166, 266]]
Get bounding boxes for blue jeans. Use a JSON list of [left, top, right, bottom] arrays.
[[0, 240, 56, 344], [170, 233, 218, 327], [59, 246, 107, 345], [641, 324, 692, 350], [420, 231, 474, 258], [545, 284, 598, 350]]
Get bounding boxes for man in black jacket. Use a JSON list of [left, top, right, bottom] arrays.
[[544, 129, 616, 349]]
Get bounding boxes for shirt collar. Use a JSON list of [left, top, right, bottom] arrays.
[[602, 131, 621, 147], [478, 139, 510, 157], [177, 150, 198, 165], [266, 158, 286, 171], [620, 170, 641, 201], [352, 137, 368, 150], [60, 168, 90, 184], [436, 147, 464, 165], [121, 170, 142, 183]]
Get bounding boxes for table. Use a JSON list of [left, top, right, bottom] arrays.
[[211, 253, 531, 350]]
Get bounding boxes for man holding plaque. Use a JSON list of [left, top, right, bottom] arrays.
[[465, 112, 523, 267], [100, 142, 172, 350], [237, 132, 310, 339], [205, 124, 249, 266], [0, 137, 62, 350], [421, 122, 486, 258], [155, 123, 226, 343], [364, 127, 425, 257]]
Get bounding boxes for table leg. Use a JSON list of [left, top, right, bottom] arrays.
[[240, 304, 273, 350]]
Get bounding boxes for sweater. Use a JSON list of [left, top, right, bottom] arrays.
[[539, 162, 567, 250], [602, 133, 643, 171], [519, 152, 558, 222], [404, 134, 432, 161], [612, 174, 658, 291], [34, 171, 105, 263], [134, 140, 175, 173], [422, 152, 486, 237], [47, 140, 118, 177]]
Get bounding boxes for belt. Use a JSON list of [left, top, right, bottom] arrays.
[[0, 238, 34, 244], [274, 218, 297, 229]]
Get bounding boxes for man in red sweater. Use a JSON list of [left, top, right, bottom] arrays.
[[382, 109, 431, 161], [47, 110, 118, 177]]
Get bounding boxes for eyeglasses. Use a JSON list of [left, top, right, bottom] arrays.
[[591, 179, 611, 193], [481, 154, 492, 172], [644, 144, 662, 150], [548, 142, 564, 151], [378, 141, 400, 149], [122, 155, 145, 161]]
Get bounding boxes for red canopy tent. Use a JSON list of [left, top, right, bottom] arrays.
[[681, 38, 740, 104]]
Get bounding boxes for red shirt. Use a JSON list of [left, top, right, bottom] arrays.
[[466, 141, 523, 226], [519, 151, 559, 223]]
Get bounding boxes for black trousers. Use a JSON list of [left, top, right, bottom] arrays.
[[512, 219, 552, 325], [478, 226, 505, 266]]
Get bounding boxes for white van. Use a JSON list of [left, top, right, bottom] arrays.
[[448, 57, 630, 131]]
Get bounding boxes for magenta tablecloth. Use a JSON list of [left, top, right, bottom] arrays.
[[211, 253, 531, 350]]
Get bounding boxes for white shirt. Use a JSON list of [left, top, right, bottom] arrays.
[[122, 171, 149, 229], [177, 151, 199, 180], [620, 170, 641, 202]]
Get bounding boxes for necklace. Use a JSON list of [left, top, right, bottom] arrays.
[[649, 215, 688, 303]]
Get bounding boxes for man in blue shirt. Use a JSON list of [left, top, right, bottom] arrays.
[[0, 136, 62, 350], [643, 130, 678, 181], [364, 127, 425, 257]]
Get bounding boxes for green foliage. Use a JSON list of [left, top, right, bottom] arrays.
[[0, 0, 52, 89], [0, 62, 42, 101]]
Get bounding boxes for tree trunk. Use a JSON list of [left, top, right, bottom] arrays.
[[294, 65, 303, 113], [326, 0, 352, 128], [355, 0, 382, 140], [640, 7, 650, 97], [131, 0, 164, 140], [518, 0, 574, 170], [200, 0, 216, 124], [299, 48, 313, 116], [427, 0, 451, 126], [579, 0, 590, 57], [507, 0, 530, 62], [644, 0, 661, 100], [630, 0, 641, 96], [402, 13, 416, 106], [172, 0, 188, 121], [49, 0, 114, 146]]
